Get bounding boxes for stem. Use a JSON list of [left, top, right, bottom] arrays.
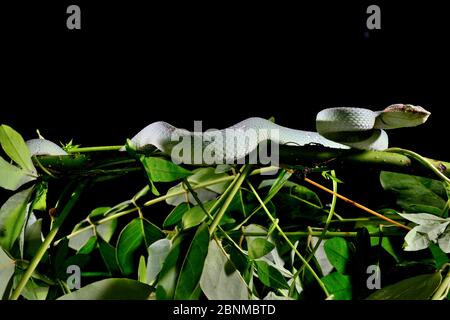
[[279, 145, 450, 179], [246, 181, 331, 298], [387, 148, 450, 185], [432, 265, 450, 300], [10, 180, 88, 300], [304, 177, 411, 231], [241, 230, 405, 237], [59, 166, 272, 242], [300, 171, 338, 274], [68, 146, 123, 153], [209, 165, 252, 236], [232, 170, 291, 231]]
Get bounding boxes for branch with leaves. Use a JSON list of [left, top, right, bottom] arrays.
[[0, 124, 449, 300]]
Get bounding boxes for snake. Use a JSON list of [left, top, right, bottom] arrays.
[[120, 104, 430, 164], [27, 104, 430, 165]]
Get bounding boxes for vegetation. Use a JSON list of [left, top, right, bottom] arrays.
[[0, 124, 449, 300]]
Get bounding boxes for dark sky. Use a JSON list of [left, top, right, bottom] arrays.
[[2, 1, 449, 160]]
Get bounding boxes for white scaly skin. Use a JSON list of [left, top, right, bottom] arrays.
[[26, 139, 68, 156], [123, 104, 430, 164]]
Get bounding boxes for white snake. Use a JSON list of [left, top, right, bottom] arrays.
[[27, 104, 430, 165]]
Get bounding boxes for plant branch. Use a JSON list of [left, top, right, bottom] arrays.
[[10, 179, 88, 300], [68, 146, 123, 153], [303, 177, 411, 231], [278, 145, 450, 179], [246, 181, 331, 298]]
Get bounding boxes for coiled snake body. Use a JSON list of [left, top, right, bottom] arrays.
[[122, 104, 430, 164]]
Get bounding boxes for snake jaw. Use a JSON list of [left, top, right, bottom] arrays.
[[375, 104, 431, 129]]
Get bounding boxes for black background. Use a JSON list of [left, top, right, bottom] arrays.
[[2, 1, 449, 160]]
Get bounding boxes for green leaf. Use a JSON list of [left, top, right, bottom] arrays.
[[32, 181, 48, 211], [248, 238, 275, 260], [156, 233, 186, 299], [21, 277, 49, 300], [141, 218, 165, 248], [68, 218, 117, 251], [182, 200, 216, 230], [200, 239, 249, 300], [68, 207, 116, 251], [185, 167, 230, 194], [116, 218, 164, 276], [89, 207, 111, 218], [270, 183, 323, 221], [290, 184, 323, 207], [0, 247, 15, 299], [244, 224, 292, 278], [0, 124, 35, 172], [254, 260, 289, 290], [23, 218, 43, 259], [147, 239, 171, 285], [141, 156, 192, 183], [380, 171, 447, 215], [322, 272, 352, 300], [163, 203, 190, 228], [57, 278, 153, 300], [138, 255, 147, 284], [429, 243, 450, 269], [438, 231, 450, 253], [98, 238, 120, 275], [0, 156, 36, 191], [116, 219, 147, 276], [53, 238, 70, 275], [0, 186, 34, 250], [364, 224, 400, 262], [324, 237, 350, 274], [78, 236, 97, 255], [97, 219, 117, 244], [13, 270, 49, 300], [165, 167, 230, 206], [174, 223, 210, 299], [366, 272, 442, 300], [311, 237, 334, 276]]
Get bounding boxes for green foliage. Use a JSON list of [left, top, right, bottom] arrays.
[[254, 260, 290, 290], [0, 125, 449, 300], [0, 186, 34, 250], [366, 272, 442, 300], [380, 171, 447, 216], [173, 223, 210, 299], [116, 218, 164, 276], [57, 278, 153, 300], [324, 237, 350, 274], [0, 125, 35, 173], [397, 213, 450, 253], [0, 125, 37, 191], [248, 238, 275, 260], [322, 272, 352, 300], [0, 247, 15, 299], [141, 156, 192, 182], [200, 240, 249, 299]]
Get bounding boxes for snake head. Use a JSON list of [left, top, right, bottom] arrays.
[[375, 104, 431, 129]]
